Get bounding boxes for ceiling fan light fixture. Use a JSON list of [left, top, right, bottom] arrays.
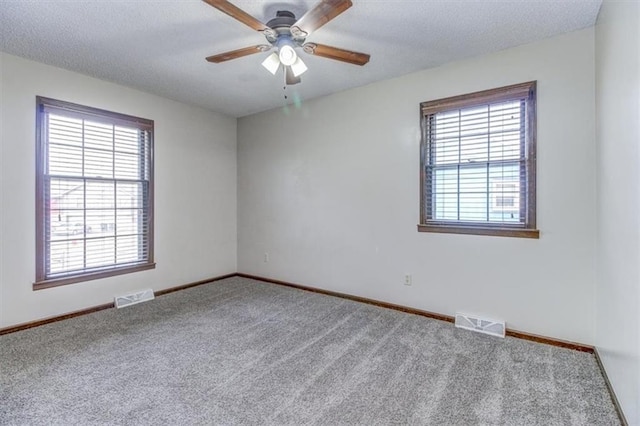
[[261, 52, 280, 75], [278, 44, 297, 66], [290, 57, 308, 77], [203, 0, 371, 87]]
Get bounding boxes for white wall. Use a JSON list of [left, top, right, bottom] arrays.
[[0, 53, 237, 329], [595, 0, 640, 423], [238, 28, 597, 344]]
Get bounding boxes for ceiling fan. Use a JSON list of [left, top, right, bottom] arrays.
[[202, 0, 370, 85]]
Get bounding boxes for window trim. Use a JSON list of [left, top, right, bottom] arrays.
[[418, 81, 539, 239], [34, 96, 155, 290]]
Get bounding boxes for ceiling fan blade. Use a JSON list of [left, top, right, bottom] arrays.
[[285, 67, 301, 85], [291, 0, 352, 36], [202, 0, 269, 32], [303, 43, 370, 66], [206, 45, 270, 63]]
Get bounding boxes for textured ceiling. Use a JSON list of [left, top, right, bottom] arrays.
[[1, 0, 602, 117]]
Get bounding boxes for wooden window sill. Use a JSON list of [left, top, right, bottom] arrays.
[[34, 263, 156, 290], [417, 224, 539, 239]]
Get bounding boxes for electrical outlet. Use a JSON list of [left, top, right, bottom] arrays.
[[264, 252, 269, 263], [404, 274, 412, 286]]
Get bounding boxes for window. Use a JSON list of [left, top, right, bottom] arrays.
[[35, 97, 155, 289], [418, 82, 538, 238]]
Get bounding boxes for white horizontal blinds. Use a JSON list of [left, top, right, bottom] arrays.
[[425, 98, 526, 226], [44, 109, 151, 278]]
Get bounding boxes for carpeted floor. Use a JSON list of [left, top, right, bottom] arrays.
[[1, 277, 620, 425]]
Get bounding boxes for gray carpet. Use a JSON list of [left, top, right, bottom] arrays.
[[0, 277, 620, 425]]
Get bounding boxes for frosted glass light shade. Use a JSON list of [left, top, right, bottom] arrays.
[[261, 52, 280, 75], [278, 45, 297, 66], [290, 57, 308, 77]]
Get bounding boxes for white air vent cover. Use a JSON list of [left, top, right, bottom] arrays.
[[115, 289, 155, 309], [455, 313, 505, 338]]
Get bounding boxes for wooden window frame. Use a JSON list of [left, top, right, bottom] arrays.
[[35, 97, 155, 290], [418, 82, 539, 238]]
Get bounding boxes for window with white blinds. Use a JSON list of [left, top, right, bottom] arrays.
[[35, 97, 155, 289], [418, 82, 538, 238]]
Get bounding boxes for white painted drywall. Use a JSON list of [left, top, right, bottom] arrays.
[[238, 28, 597, 344], [595, 0, 640, 423], [0, 53, 237, 329]]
